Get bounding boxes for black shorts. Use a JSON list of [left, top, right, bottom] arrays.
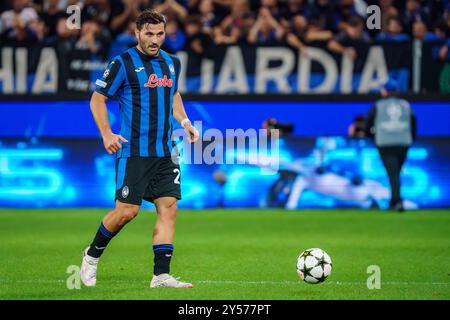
[[115, 157, 181, 205]]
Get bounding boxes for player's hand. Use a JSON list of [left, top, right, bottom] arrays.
[[184, 123, 199, 143], [102, 132, 128, 154]]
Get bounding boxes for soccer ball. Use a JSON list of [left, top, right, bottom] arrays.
[[296, 248, 332, 284]]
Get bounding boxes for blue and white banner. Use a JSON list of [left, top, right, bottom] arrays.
[[178, 42, 410, 94], [0, 42, 411, 94]]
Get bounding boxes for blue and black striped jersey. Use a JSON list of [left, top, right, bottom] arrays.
[[95, 47, 181, 158]]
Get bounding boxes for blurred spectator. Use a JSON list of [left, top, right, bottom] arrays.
[[328, 16, 371, 60], [333, 0, 360, 32], [412, 20, 427, 41], [400, 0, 430, 34], [286, 15, 332, 53], [155, 0, 188, 23], [27, 16, 45, 41], [210, 0, 235, 23], [309, 0, 335, 32], [107, 19, 137, 59], [214, 0, 254, 44], [348, 114, 366, 138], [75, 19, 109, 59], [0, 0, 39, 44], [247, 7, 284, 44], [0, 0, 448, 58], [51, 15, 79, 48], [376, 16, 410, 42], [378, 0, 398, 18], [424, 20, 450, 61], [81, 0, 111, 27], [280, 0, 311, 30], [286, 14, 308, 52], [426, 0, 448, 24], [163, 19, 186, 52], [432, 19, 449, 40], [370, 0, 398, 37], [198, 0, 219, 36], [110, 0, 147, 37], [40, 0, 65, 39], [184, 15, 208, 55], [306, 19, 333, 42], [186, 0, 200, 15], [411, 20, 442, 42], [259, 0, 282, 20]]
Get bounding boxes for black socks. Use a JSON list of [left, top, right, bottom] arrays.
[[87, 223, 117, 258], [153, 244, 174, 275]]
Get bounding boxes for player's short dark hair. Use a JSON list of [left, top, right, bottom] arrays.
[[136, 9, 167, 30]]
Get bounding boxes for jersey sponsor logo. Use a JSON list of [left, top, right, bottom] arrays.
[[135, 67, 145, 72], [144, 74, 173, 88], [122, 186, 129, 198]]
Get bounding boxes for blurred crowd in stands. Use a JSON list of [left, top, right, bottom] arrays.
[[1, 0, 449, 60]]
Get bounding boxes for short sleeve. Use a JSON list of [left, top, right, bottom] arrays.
[[95, 58, 126, 98]]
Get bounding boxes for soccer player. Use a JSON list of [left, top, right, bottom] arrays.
[[80, 9, 199, 288]]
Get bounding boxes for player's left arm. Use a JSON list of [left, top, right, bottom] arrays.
[[173, 91, 199, 143]]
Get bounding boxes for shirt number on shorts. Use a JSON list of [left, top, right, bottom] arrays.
[[173, 169, 180, 184]]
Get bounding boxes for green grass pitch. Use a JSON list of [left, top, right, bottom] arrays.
[[0, 209, 449, 300]]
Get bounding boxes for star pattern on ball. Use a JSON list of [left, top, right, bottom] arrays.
[[315, 256, 327, 269], [301, 250, 313, 258], [301, 264, 314, 278], [316, 272, 328, 283]]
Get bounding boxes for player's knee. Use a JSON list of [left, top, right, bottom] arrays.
[[158, 198, 177, 211], [166, 200, 177, 213], [161, 201, 177, 216], [118, 205, 139, 223]]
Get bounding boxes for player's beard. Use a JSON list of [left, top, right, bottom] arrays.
[[138, 35, 160, 57]]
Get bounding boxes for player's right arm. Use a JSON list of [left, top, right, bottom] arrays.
[[91, 57, 128, 155], [90, 92, 128, 155]]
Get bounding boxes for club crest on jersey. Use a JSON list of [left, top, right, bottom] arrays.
[[169, 64, 175, 74], [144, 74, 173, 88], [122, 186, 129, 198]]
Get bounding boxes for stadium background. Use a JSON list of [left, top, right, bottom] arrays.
[[0, 0, 450, 301], [1, 0, 449, 209]]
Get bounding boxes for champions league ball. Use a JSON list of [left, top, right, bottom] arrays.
[[297, 248, 332, 284]]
